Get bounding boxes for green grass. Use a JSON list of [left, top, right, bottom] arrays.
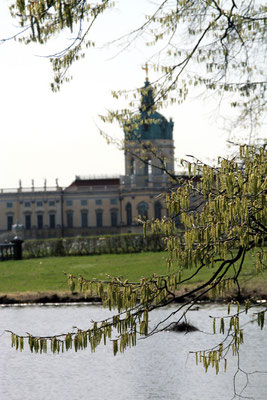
[[0, 252, 168, 294], [0, 250, 266, 294]]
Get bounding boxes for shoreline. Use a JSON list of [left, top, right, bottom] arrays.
[[1, 287, 266, 306]]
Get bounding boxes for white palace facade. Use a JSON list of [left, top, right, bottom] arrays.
[[0, 79, 176, 240]]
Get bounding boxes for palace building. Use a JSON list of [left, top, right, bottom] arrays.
[[0, 79, 175, 240]]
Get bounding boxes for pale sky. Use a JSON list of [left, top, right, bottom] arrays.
[[0, 1, 262, 189]]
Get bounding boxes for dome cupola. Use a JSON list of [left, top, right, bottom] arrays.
[[125, 79, 174, 141]]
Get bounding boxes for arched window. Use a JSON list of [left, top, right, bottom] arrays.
[[110, 209, 118, 227], [126, 203, 132, 226], [25, 213, 32, 230], [144, 159, 152, 176], [7, 214, 13, 231], [148, 159, 152, 175], [81, 211, 88, 228], [66, 211, 73, 228], [96, 210, 103, 227], [37, 213, 43, 229], [154, 201, 162, 220], [137, 201, 149, 221], [49, 213, 56, 229], [130, 158, 136, 175]]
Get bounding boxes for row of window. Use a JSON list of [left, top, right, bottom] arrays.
[[66, 199, 118, 207], [5, 199, 118, 208], [7, 211, 117, 230], [6, 202, 162, 230], [65, 210, 118, 228], [7, 214, 56, 231], [6, 201, 56, 208], [129, 158, 164, 176]]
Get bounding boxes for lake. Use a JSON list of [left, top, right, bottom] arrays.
[[0, 303, 266, 400]]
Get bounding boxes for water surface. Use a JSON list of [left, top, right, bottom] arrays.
[[0, 303, 266, 400]]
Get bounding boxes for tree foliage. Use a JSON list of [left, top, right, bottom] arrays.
[[5, 0, 267, 129]]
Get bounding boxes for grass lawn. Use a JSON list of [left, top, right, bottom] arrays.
[[0, 250, 266, 295]]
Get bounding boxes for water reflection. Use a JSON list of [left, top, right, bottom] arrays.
[[0, 304, 266, 400]]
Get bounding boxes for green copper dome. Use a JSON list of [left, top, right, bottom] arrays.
[[124, 80, 174, 141]]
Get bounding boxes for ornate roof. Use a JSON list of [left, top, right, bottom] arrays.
[[125, 80, 174, 141]]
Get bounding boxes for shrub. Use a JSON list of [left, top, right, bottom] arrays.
[[22, 232, 177, 259]]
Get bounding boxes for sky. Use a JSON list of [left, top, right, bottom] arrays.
[[0, 1, 263, 190]]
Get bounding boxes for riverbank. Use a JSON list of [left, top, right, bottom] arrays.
[[1, 285, 266, 305], [0, 291, 101, 305]]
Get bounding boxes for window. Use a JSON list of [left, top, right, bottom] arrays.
[[66, 212, 73, 228], [66, 200, 73, 207], [95, 199, 102, 205], [37, 214, 43, 229], [154, 201, 162, 220], [81, 199, 88, 206], [137, 202, 149, 221], [130, 158, 136, 175], [37, 201, 43, 207], [7, 215, 13, 231], [81, 211, 88, 228], [111, 210, 118, 227], [49, 200, 55, 206], [148, 160, 152, 175], [144, 159, 152, 176], [25, 214, 31, 229], [6, 202, 13, 208], [24, 202, 31, 207], [126, 203, 132, 226], [110, 199, 118, 205], [96, 211, 103, 227], [49, 214, 56, 229]]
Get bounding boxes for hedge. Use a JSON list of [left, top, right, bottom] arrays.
[[22, 233, 170, 259]]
